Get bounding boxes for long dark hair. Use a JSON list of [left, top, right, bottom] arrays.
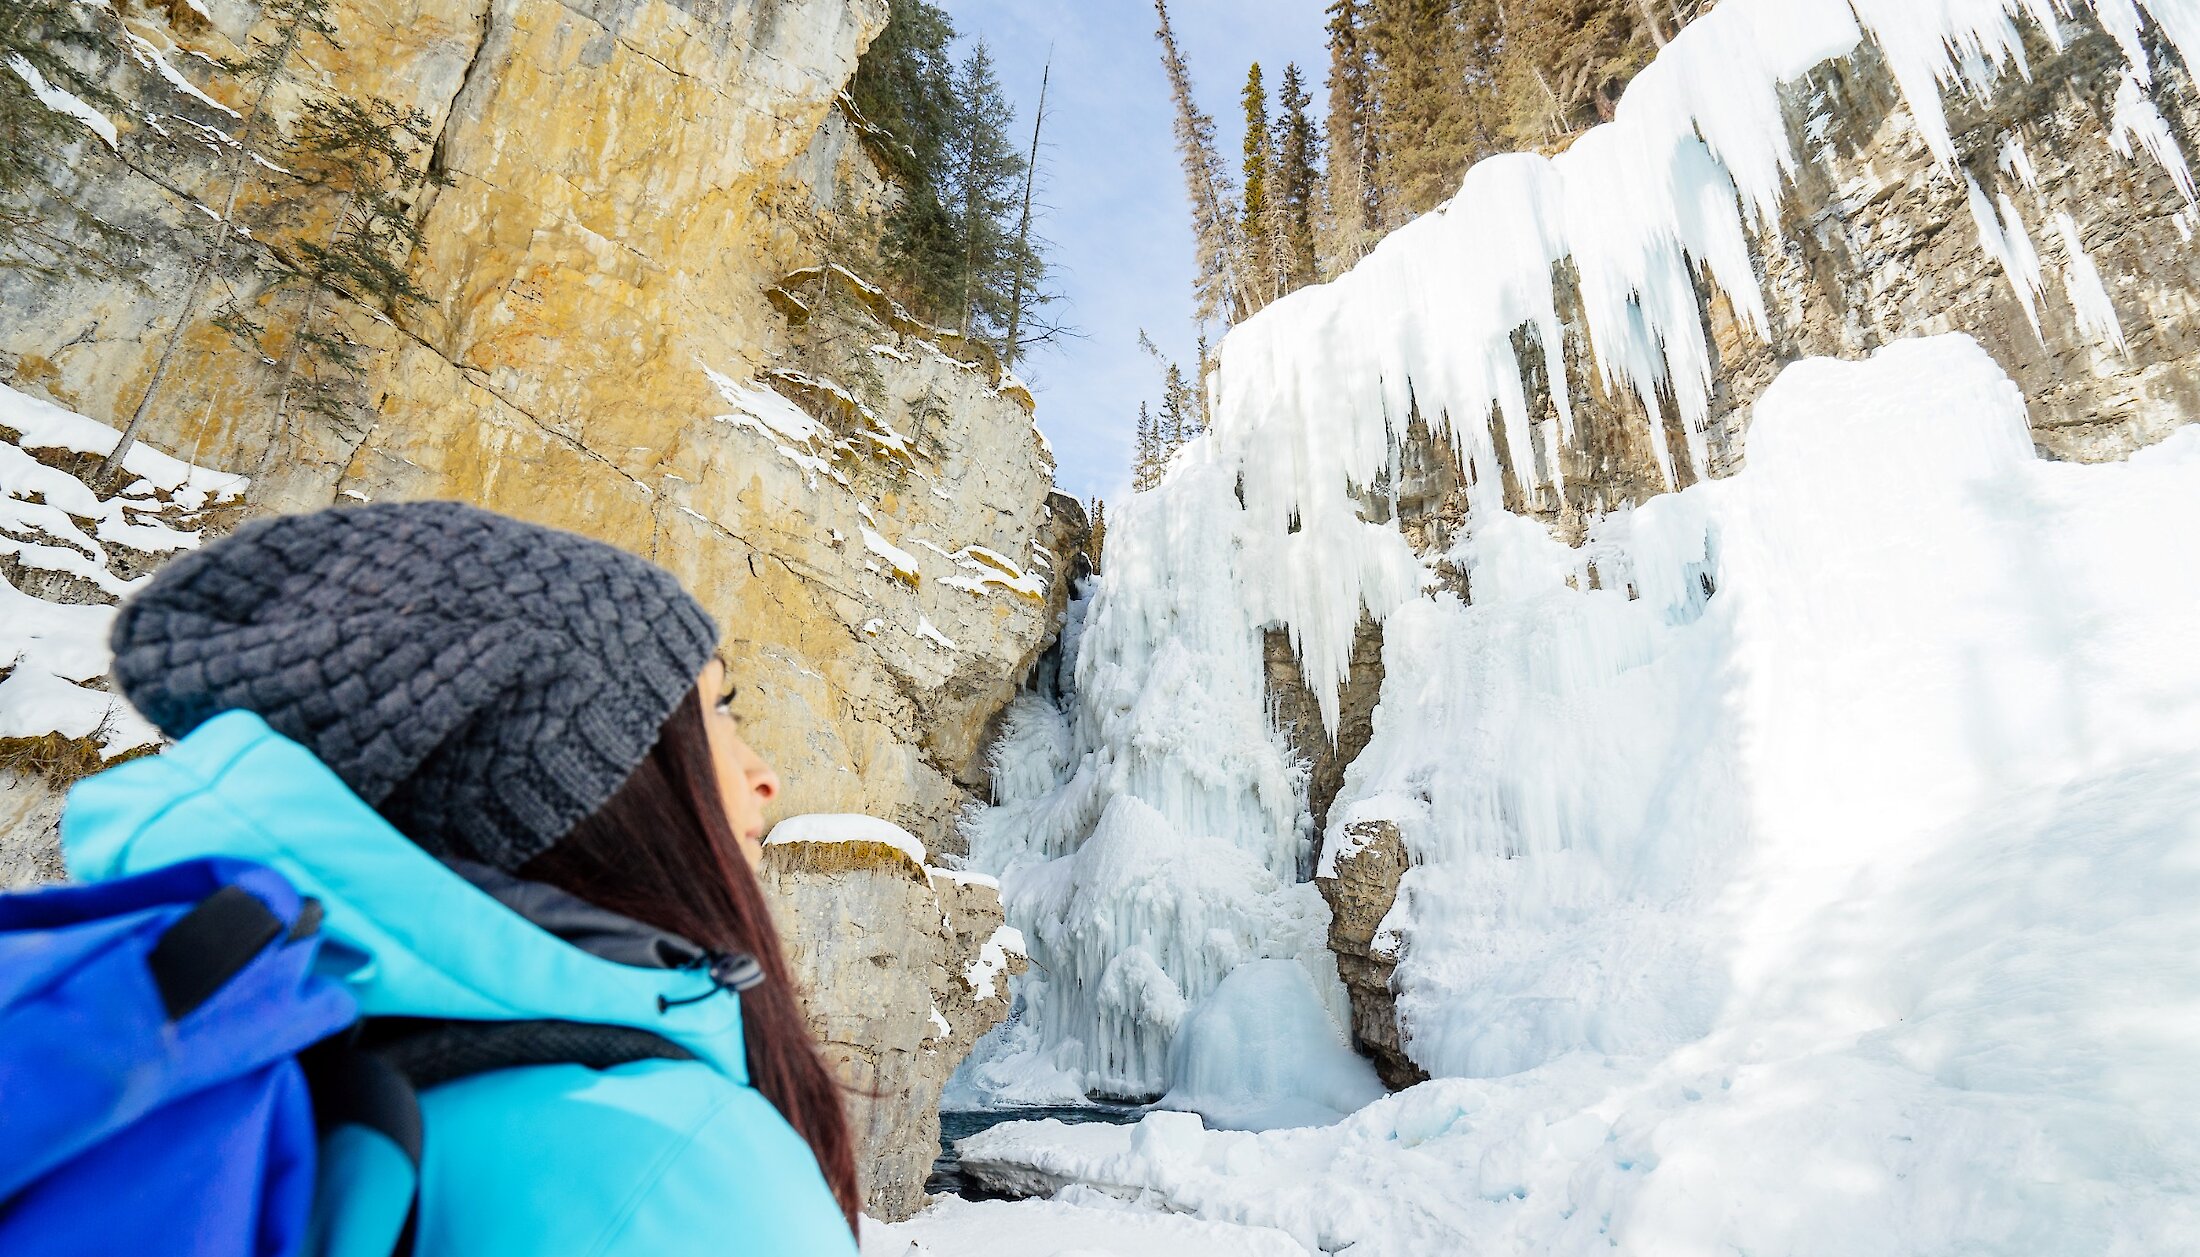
[[520, 688, 862, 1233]]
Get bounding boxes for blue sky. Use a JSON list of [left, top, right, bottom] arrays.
[[937, 0, 1331, 503]]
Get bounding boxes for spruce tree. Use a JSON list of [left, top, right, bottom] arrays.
[[1319, 0, 1383, 273], [100, 0, 342, 484], [856, 0, 963, 320], [1134, 401, 1158, 491], [1154, 0, 1245, 326], [1273, 63, 1321, 294], [944, 41, 1040, 348], [1239, 62, 1274, 313], [1002, 59, 1050, 369], [1368, 0, 1484, 222]]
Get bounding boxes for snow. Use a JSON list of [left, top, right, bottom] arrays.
[[862, 1192, 1312, 1257], [914, 616, 957, 651], [120, 30, 240, 120], [963, 924, 1025, 1001], [945, 337, 2200, 1253], [1178, 0, 2198, 742], [764, 812, 926, 867], [861, 526, 922, 584], [1, 384, 242, 755], [7, 54, 117, 148], [923, 5, 2200, 1248]]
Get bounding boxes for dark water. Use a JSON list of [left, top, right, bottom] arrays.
[[928, 1102, 1149, 1200]]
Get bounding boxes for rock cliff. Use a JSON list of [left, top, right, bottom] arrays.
[[1282, 7, 2200, 1083], [1, 0, 1076, 1213], [761, 828, 1025, 1220], [1, 0, 1070, 852]]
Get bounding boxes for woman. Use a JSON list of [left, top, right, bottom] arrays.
[[60, 501, 861, 1255]]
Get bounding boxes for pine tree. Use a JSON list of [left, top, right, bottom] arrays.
[[1319, 0, 1383, 272], [1154, 0, 1245, 326], [100, 0, 343, 484], [1273, 63, 1321, 295], [1239, 62, 1274, 313], [1133, 400, 1159, 491], [857, 0, 963, 320]]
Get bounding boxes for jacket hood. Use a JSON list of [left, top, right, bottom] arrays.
[[61, 710, 749, 1083]]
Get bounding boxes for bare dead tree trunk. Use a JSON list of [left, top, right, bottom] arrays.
[[100, 21, 306, 487], [1002, 58, 1050, 371]]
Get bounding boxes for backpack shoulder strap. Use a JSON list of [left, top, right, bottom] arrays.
[[363, 1018, 697, 1090], [308, 1019, 696, 1257]]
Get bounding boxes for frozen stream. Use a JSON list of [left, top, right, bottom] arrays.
[[926, 1103, 1146, 1201]]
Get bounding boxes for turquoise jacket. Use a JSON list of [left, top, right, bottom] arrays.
[[62, 710, 858, 1257]]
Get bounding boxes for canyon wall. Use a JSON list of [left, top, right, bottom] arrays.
[[1, 0, 1071, 852], [1, 0, 1078, 1215]]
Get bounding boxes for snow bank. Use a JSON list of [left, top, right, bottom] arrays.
[[765, 812, 925, 866], [954, 337, 2200, 1253], [861, 1191, 1312, 1257]]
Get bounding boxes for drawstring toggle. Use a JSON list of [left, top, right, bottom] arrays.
[[657, 950, 764, 1012]]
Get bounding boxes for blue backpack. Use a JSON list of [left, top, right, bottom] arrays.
[[0, 856, 697, 1257]]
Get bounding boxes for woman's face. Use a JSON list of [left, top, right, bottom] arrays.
[[699, 659, 781, 869]]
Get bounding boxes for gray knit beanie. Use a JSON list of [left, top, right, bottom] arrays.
[[109, 500, 720, 872]]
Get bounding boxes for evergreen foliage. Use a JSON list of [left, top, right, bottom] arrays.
[[103, 0, 343, 482], [1132, 330, 1205, 491], [1320, 0, 1384, 270], [1239, 62, 1273, 312], [1312, 0, 1716, 275], [248, 95, 443, 472], [1154, 0, 1245, 327], [852, 2, 1061, 360], [1271, 63, 1321, 296]]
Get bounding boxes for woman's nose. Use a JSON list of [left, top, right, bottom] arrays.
[[749, 760, 781, 804]]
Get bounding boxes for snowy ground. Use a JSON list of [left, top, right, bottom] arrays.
[[1, 382, 244, 754], [862, 1191, 1312, 1257]]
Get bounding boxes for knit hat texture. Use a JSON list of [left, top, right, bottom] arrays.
[[110, 500, 720, 871]]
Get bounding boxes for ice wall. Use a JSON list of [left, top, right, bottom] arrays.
[[1208, 0, 2200, 730], [951, 0, 2200, 1126], [952, 466, 1342, 1106], [955, 338, 2200, 1254]]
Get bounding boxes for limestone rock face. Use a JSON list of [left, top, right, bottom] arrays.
[[0, 774, 66, 891], [0, 0, 1069, 856], [760, 835, 1025, 1221], [1314, 820, 1425, 1092]]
